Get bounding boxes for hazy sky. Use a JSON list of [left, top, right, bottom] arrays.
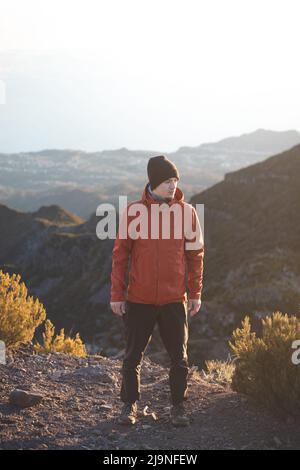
[[0, 0, 299, 153]]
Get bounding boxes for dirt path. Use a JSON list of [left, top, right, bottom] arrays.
[[0, 350, 299, 450]]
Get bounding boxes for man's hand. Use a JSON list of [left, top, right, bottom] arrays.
[[187, 298, 202, 317], [110, 301, 126, 316]]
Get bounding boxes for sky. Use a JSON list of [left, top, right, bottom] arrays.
[[0, 0, 299, 153]]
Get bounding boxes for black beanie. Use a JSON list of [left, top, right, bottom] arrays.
[[147, 155, 179, 190]]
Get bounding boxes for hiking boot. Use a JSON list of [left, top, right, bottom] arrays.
[[118, 402, 138, 425], [170, 402, 190, 427]]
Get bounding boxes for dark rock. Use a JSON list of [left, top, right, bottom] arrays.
[[9, 389, 44, 408]]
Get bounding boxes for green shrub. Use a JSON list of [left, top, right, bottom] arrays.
[[0, 270, 86, 357], [230, 311, 300, 416], [34, 319, 87, 357], [0, 270, 46, 348]]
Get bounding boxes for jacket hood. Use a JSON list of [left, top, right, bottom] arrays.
[[141, 182, 184, 206]]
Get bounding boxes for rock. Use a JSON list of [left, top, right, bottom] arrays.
[[98, 404, 113, 411], [73, 365, 115, 383], [40, 444, 48, 449], [49, 370, 65, 380], [9, 389, 44, 408]]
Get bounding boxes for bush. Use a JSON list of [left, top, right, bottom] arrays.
[[0, 270, 86, 357], [203, 359, 235, 386], [229, 311, 300, 416], [0, 270, 46, 348], [34, 319, 87, 357]]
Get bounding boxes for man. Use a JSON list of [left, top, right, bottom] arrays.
[[110, 155, 204, 427]]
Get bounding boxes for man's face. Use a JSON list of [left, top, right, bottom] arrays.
[[153, 177, 178, 200]]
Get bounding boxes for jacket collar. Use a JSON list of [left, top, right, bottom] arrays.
[[141, 182, 184, 206]]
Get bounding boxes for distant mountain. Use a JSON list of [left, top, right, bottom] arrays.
[[31, 205, 84, 226], [199, 128, 300, 153], [0, 204, 35, 262], [0, 203, 115, 351], [170, 129, 300, 191], [0, 129, 299, 218]]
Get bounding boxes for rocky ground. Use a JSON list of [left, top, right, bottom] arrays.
[[0, 348, 299, 450]]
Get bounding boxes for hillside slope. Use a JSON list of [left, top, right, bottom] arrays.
[[190, 143, 300, 329]]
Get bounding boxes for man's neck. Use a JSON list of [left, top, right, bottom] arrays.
[[148, 184, 171, 202]]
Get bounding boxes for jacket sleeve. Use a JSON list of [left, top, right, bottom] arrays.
[[184, 205, 204, 300], [110, 205, 134, 302]]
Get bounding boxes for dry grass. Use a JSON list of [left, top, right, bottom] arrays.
[[201, 358, 236, 386]]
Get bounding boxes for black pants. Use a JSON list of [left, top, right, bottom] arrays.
[[120, 300, 189, 406]]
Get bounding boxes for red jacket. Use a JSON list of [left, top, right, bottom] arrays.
[[110, 183, 204, 305]]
